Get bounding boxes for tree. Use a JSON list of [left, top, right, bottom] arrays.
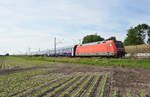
[[124, 24, 150, 46], [107, 36, 116, 41], [82, 34, 104, 44], [147, 28, 150, 44], [124, 27, 139, 45], [5, 53, 9, 56]]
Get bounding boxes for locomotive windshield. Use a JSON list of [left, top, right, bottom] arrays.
[[115, 41, 124, 47]]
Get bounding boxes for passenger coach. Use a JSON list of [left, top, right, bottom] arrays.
[[49, 46, 75, 56]]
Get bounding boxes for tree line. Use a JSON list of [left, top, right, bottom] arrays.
[[82, 24, 150, 46]]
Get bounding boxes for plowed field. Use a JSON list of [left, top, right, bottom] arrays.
[[0, 57, 150, 97]]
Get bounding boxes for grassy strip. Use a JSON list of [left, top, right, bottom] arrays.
[[141, 91, 146, 97], [17, 56, 150, 69], [59, 75, 88, 97], [5, 56, 53, 70], [31, 75, 74, 97], [71, 75, 94, 97], [46, 75, 81, 97], [86, 75, 101, 97], [100, 73, 108, 97]]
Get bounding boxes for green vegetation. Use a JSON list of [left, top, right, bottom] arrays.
[[82, 34, 104, 44], [18, 56, 150, 69], [59, 75, 88, 97], [0, 56, 149, 97], [141, 91, 146, 97], [0, 56, 54, 97], [31, 75, 73, 97], [124, 24, 150, 45], [127, 91, 132, 97], [47, 75, 81, 96], [16, 74, 63, 97], [0, 57, 9, 71], [100, 73, 108, 97], [0, 69, 51, 97], [86, 75, 101, 97], [113, 88, 118, 97], [71, 75, 94, 97], [82, 34, 117, 44], [106, 36, 116, 41]]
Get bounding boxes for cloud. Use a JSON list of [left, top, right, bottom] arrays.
[[0, 0, 150, 54]]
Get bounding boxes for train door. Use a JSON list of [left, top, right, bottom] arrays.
[[73, 45, 78, 56], [107, 44, 109, 56]]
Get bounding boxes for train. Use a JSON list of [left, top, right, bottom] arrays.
[[47, 40, 125, 57]]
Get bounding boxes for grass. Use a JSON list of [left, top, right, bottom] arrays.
[[14, 56, 150, 69]]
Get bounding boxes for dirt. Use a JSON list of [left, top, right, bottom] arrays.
[[38, 76, 74, 97], [54, 76, 82, 97], [110, 66, 150, 95], [2, 62, 150, 96], [78, 76, 94, 97], [46, 63, 150, 96], [68, 75, 89, 96]]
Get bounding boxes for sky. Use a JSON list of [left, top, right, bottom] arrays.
[[0, 0, 150, 55]]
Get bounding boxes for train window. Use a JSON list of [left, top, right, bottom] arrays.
[[109, 43, 112, 47], [98, 42, 100, 44], [115, 42, 123, 47], [102, 41, 106, 44]]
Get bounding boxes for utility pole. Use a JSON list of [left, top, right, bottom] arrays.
[[29, 48, 31, 55], [79, 39, 82, 44], [54, 37, 56, 56]]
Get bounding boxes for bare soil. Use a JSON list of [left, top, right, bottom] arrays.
[[46, 63, 150, 96], [2, 62, 150, 96]]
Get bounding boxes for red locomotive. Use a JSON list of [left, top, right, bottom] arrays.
[[75, 40, 125, 57]]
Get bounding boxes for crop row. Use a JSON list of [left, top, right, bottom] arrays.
[[30, 74, 77, 97], [0, 72, 149, 97], [13, 73, 66, 97], [0, 57, 10, 71], [71, 75, 94, 97], [113, 89, 147, 97], [85, 74, 101, 97], [100, 73, 108, 97], [46, 75, 82, 97], [0, 70, 67, 97], [59, 75, 88, 97]]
